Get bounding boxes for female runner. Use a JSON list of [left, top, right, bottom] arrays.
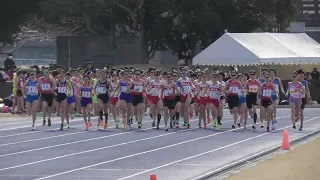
[[224, 71, 242, 129], [94, 70, 110, 130], [286, 71, 305, 130], [22, 70, 39, 130], [163, 72, 179, 131], [257, 72, 276, 132], [149, 70, 164, 129], [79, 75, 93, 131]]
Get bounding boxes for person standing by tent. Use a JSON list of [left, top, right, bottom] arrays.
[[4, 53, 15, 71]]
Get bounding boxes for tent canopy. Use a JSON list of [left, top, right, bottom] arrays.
[[192, 33, 320, 66]]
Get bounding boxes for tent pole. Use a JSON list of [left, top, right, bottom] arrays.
[[259, 65, 262, 78]]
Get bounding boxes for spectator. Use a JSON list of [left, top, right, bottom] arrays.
[[83, 60, 94, 71], [4, 53, 16, 71], [6, 65, 16, 81], [0, 67, 9, 82], [311, 67, 319, 79]]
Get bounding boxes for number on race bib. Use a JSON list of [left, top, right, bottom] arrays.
[[164, 89, 173, 96], [248, 85, 258, 93], [210, 91, 219, 98], [27, 86, 37, 95], [97, 87, 106, 94], [58, 87, 66, 93], [152, 88, 161, 96], [262, 89, 272, 97], [82, 91, 91, 98], [42, 84, 50, 90], [121, 86, 128, 92], [229, 87, 238, 93], [134, 86, 143, 92]]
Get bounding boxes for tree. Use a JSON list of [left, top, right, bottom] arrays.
[[0, 0, 40, 53]]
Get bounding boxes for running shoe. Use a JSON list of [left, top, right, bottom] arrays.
[[243, 123, 247, 129], [203, 123, 207, 129], [85, 124, 89, 131], [260, 122, 264, 128], [237, 122, 241, 128], [67, 124, 70, 129], [125, 123, 129, 130], [187, 122, 190, 128], [99, 119, 104, 126], [104, 123, 108, 129], [299, 126, 303, 131], [212, 119, 216, 127], [152, 121, 156, 127], [32, 126, 35, 131], [232, 124, 236, 129], [267, 127, 270, 132], [138, 122, 142, 129], [42, 119, 46, 126], [60, 124, 63, 131], [88, 121, 92, 127], [48, 118, 51, 127], [207, 117, 211, 123], [272, 123, 275, 130], [216, 123, 220, 130], [165, 125, 168, 131], [135, 116, 138, 122]]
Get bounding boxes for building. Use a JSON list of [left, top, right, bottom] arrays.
[[295, 0, 320, 27]]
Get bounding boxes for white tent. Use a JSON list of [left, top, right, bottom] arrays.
[[192, 33, 320, 66]]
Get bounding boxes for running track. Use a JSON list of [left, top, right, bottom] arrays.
[[0, 108, 320, 180]]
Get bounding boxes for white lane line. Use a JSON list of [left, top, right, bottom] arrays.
[[32, 117, 288, 180], [0, 114, 240, 146], [118, 116, 320, 180], [85, 169, 148, 171], [0, 117, 169, 157], [0, 116, 86, 131], [0, 118, 236, 171], [0, 117, 94, 139], [0, 120, 202, 170], [0, 118, 156, 147]]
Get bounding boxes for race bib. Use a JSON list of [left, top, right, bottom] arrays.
[[152, 88, 161, 96], [58, 87, 66, 93], [183, 85, 191, 93], [164, 89, 173, 96], [248, 85, 258, 93], [82, 91, 91, 98], [27, 86, 37, 95], [210, 91, 219, 98], [97, 87, 106, 94], [199, 90, 206, 97], [262, 89, 272, 97], [134, 85, 143, 92], [121, 86, 128, 92], [229, 86, 238, 93], [42, 84, 50, 91]]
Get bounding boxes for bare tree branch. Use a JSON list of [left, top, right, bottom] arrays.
[[83, 13, 100, 36]]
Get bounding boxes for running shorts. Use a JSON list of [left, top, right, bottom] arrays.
[[246, 93, 257, 109], [81, 97, 92, 107], [227, 95, 240, 109], [119, 92, 132, 103], [98, 94, 109, 104], [41, 93, 54, 107], [132, 94, 144, 106], [67, 96, 76, 104], [26, 95, 39, 103], [261, 99, 272, 108], [209, 98, 220, 108], [163, 98, 175, 109]]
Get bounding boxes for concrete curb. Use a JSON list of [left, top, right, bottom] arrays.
[[195, 127, 320, 180]]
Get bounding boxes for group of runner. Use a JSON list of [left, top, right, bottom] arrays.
[[14, 66, 309, 132]]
